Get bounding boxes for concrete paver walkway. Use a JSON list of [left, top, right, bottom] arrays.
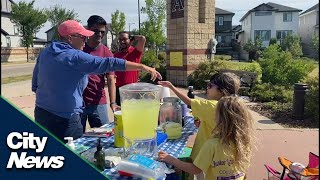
[[1, 80, 318, 179]]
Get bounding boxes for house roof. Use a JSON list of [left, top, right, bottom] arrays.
[[215, 7, 235, 15], [9, 0, 16, 5], [45, 26, 56, 33], [33, 37, 47, 43], [240, 2, 302, 22], [1, 28, 9, 35], [232, 25, 242, 32], [300, 3, 319, 16]]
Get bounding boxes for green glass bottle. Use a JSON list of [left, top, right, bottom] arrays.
[[94, 138, 105, 171]]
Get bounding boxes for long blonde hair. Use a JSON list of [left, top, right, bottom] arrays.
[[213, 96, 255, 172]]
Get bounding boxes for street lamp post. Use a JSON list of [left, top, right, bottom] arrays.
[[129, 23, 135, 34], [138, 0, 141, 35]]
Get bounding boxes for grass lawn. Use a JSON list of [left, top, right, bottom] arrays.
[[224, 61, 253, 70], [2, 75, 32, 84]]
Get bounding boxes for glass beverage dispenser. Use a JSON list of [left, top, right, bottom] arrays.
[[159, 97, 183, 139], [119, 83, 161, 157]]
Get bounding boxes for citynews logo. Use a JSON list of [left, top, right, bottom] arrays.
[[6, 132, 65, 169]]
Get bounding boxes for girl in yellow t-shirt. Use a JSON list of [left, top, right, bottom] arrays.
[[158, 72, 240, 180], [158, 72, 240, 179], [158, 96, 255, 180]]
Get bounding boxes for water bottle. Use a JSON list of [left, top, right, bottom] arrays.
[[187, 86, 195, 108], [94, 138, 106, 171]]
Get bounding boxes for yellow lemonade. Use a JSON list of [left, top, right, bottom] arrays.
[[121, 99, 160, 140], [165, 122, 182, 139]]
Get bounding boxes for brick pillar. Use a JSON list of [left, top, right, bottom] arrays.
[[166, 0, 215, 86]]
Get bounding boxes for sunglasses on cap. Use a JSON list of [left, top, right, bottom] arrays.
[[92, 29, 106, 35]]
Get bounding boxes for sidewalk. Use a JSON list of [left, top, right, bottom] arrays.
[[1, 80, 319, 179]]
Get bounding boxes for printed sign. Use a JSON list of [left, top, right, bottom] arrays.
[[170, 52, 183, 67]]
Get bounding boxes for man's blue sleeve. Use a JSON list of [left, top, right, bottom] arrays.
[[72, 51, 126, 74], [31, 55, 40, 92]]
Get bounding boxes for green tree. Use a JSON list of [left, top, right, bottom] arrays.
[[111, 10, 126, 52], [11, 0, 47, 62], [281, 34, 303, 58], [140, 0, 166, 53], [45, 4, 79, 40], [111, 10, 126, 35], [311, 35, 319, 60]]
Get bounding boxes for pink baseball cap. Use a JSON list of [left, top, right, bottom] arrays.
[[58, 20, 94, 37]]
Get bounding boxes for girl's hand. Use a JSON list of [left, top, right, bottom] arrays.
[[158, 81, 174, 89], [158, 151, 175, 164], [194, 117, 201, 127]]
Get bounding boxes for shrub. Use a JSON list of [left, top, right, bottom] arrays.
[[157, 51, 166, 64], [311, 35, 319, 61], [243, 38, 263, 60], [139, 50, 166, 83], [265, 101, 292, 113], [259, 50, 315, 86], [262, 44, 282, 60], [281, 34, 303, 58], [304, 76, 319, 125], [141, 50, 160, 67], [250, 83, 293, 103], [188, 60, 227, 90], [269, 38, 278, 45]]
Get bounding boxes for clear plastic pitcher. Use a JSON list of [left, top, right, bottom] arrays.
[[119, 83, 161, 157]]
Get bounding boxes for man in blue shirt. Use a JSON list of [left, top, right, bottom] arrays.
[[32, 20, 161, 142]]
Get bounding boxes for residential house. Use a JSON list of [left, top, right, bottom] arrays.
[[215, 7, 235, 54], [232, 25, 242, 41], [299, 3, 319, 58], [239, 2, 302, 47], [1, 0, 46, 48], [1, 0, 22, 47]]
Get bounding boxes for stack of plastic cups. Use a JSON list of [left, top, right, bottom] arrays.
[[157, 85, 171, 103]]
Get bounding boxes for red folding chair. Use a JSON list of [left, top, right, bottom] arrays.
[[264, 152, 319, 180]]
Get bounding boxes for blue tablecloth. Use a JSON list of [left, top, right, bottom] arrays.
[[74, 116, 197, 180]]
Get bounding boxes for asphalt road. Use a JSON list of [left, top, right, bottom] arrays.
[[1, 63, 35, 78]]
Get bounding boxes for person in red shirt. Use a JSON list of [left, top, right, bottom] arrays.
[[114, 31, 146, 106], [81, 15, 119, 132]]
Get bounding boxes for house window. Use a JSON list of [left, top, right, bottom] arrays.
[[14, 25, 19, 35], [283, 12, 292, 22], [216, 36, 222, 43], [255, 11, 272, 16], [254, 30, 271, 41], [276, 30, 292, 44], [218, 16, 224, 26], [6, 36, 11, 47]]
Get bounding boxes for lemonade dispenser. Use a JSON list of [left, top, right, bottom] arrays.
[[119, 83, 161, 157], [159, 97, 183, 139]]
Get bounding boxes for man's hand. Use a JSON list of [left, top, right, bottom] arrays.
[[142, 65, 162, 81], [157, 81, 174, 89], [110, 103, 121, 112]]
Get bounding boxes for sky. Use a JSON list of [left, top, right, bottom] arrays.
[[15, 0, 319, 39]]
